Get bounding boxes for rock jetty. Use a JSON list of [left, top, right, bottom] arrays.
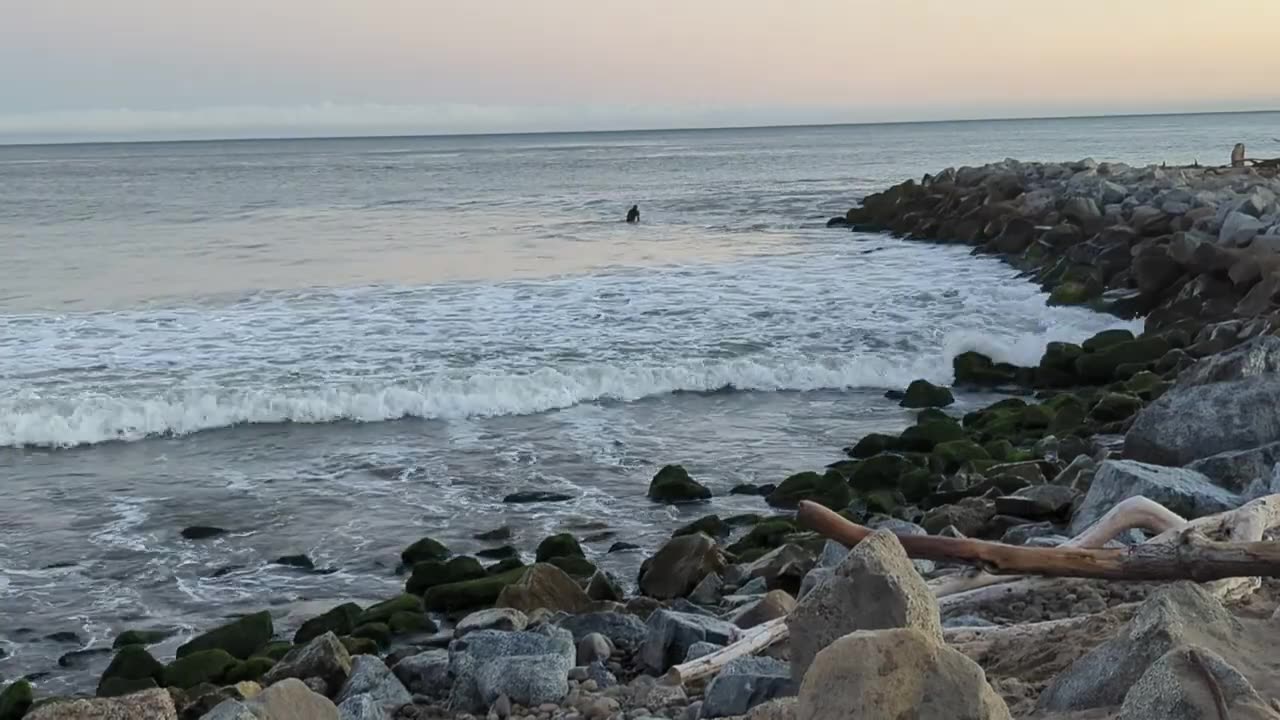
[[9, 155, 1280, 719]]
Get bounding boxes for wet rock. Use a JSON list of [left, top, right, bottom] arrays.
[[424, 566, 530, 613], [224, 657, 275, 683], [1068, 460, 1240, 535], [0, 681, 33, 720], [163, 648, 238, 689], [502, 492, 573, 504], [796, 628, 1010, 720], [261, 631, 353, 697], [1037, 583, 1240, 712], [474, 526, 513, 542], [391, 649, 449, 697], [176, 611, 273, 660], [607, 542, 640, 553], [112, 628, 176, 649], [1118, 645, 1265, 720], [97, 645, 164, 696], [638, 533, 727, 600], [787, 530, 942, 684], [356, 595, 424, 628], [673, 515, 730, 538], [1075, 337, 1170, 383], [400, 536, 450, 566], [273, 554, 315, 571], [558, 612, 648, 654], [295, 603, 362, 645], [335, 654, 412, 709], [765, 471, 851, 511], [26, 689, 179, 720], [181, 526, 227, 540], [495, 563, 593, 614], [244, 678, 339, 720], [701, 657, 797, 718], [647, 465, 712, 504], [535, 534, 584, 562], [585, 571, 625, 603], [640, 610, 740, 673]]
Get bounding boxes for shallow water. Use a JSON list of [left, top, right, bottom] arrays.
[[3, 113, 1275, 691]]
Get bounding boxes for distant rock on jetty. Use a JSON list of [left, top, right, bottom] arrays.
[[831, 158, 1280, 338]]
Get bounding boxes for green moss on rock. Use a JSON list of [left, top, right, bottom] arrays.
[[400, 536, 450, 566], [849, 453, 916, 492], [1089, 392, 1144, 423], [953, 352, 1030, 387], [340, 636, 379, 656], [931, 440, 992, 474], [983, 439, 1016, 462], [112, 628, 174, 649], [1082, 329, 1136, 353], [899, 419, 966, 451], [352, 623, 391, 648], [1038, 342, 1083, 387], [356, 594, 424, 626], [0, 680, 32, 720], [293, 603, 361, 645], [388, 611, 437, 636], [486, 557, 526, 575], [766, 470, 852, 510], [673, 515, 729, 538], [647, 465, 712, 503], [846, 433, 902, 459], [547, 555, 598, 578], [424, 566, 530, 612], [97, 677, 158, 698], [726, 518, 799, 556], [176, 611, 273, 660], [1074, 337, 1171, 383], [1047, 281, 1092, 306], [163, 649, 238, 689], [97, 644, 164, 697], [254, 641, 294, 661], [535, 534, 584, 562], [899, 379, 955, 408], [224, 656, 276, 684]]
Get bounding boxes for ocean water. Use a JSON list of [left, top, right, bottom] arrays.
[[1, 112, 1275, 691]]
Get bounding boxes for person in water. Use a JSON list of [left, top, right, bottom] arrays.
[[626, 205, 640, 223]]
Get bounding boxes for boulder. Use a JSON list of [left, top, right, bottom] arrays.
[[224, 657, 275, 684], [424, 566, 529, 612], [244, 678, 340, 720], [1089, 392, 1144, 422], [400, 536, 450, 566], [261, 631, 353, 697], [737, 544, 815, 594], [729, 590, 797, 629], [1118, 645, 1268, 720], [952, 352, 1028, 387], [1125, 374, 1280, 466], [502, 491, 573, 504], [576, 633, 612, 666], [1075, 337, 1170, 383], [335, 655, 411, 709], [1220, 211, 1265, 246], [585, 571, 624, 603], [765, 471, 851, 510], [1188, 442, 1280, 493], [689, 572, 724, 605], [922, 497, 995, 537], [648, 465, 712, 503], [356, 594, 424, 626], [295, 603, 362, 645], [786, 530, 942, 684], [97, 645, 164, 696], [899, 380, 955, 409], [558, 612, 649, 654], [1178, 335, 1280, 387], [849, 453, 917, 492], [674, 515, 730, 538], [1069, 460, 1240, 535], [495, 563, 593, 614], [448, 626, 575, 712], [336, 695, 382, 720], [640, 610, 741, 673], [455, 608, 529, 638], [162, 648, 238, 689], [701, 657, 798, 719], [176, 611, 273, 660], [112, 628, 175, 649], [0, 681, 33, 720], [1037, 583, 1240, 712], [390, 649, 449, 697], [638, 533, 727, 600], [406, 556, 487, 595], [796, 628, 1010, 720], [995, 484, 1078, 521], [534, 534, 584, 562], [26, 689, 179, 720]]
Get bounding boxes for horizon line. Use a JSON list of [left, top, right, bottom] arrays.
[[2, 106, 1278, 149]]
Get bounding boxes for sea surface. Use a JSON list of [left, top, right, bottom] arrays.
[[1, 111, 1276, 691]]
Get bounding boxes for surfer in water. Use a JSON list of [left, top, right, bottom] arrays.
[[626, 204, 640, 223]]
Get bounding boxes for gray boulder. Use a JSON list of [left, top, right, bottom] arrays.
[[586, 660, 616, 689], [200, 699, 257, 720], [576, 633, 612, 665], [688, 573, 724, 605], [1125, 375, 1280, 466], [336, 655, 411, 709], [700, 657, 797, 719], [641, 610, 740, 673], [1188, 441, 1280, 493], [474, 654, 572, 710], [558, 612, 648, 653], [738, 545, 814, 592], [1179, 335, 1280, 387], [26, 690, 179, 720], [867, 517, 935, 575], [1037, 583, 1241, 712], [261, 631, 352, 697], [728, 590, 796, 629], [1118, 645, 1265, 720], [337, 694, 384, 720], [391, 649, 449, 697], [786, 530, 942, 685], [1069, 460, 1241, 535], [245, 679, 340, 720], [639, 532, 726, 600], [1220, 211, 1266, 246], [448, 626, 575, 713], [454, 608, 528, 638]]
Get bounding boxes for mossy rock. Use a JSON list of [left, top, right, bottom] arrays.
[[424, 567, 530, 612], [163, 649, 238, 689], [111, 628, 175, 649], [1019, 404, 1054, 430], [1038, 342, 1083, 387], [846, 433, 902, 459], [861, 490, 907, 515], [535, 534, 584, 562], [916, 408, 952, 424], [1074, 337, 1171, 384], [340, 636, 379, 656], [983, 439, 1016, 462], [0, 680, 33, 720], [547, 555, 598, 579], [899, 379, 955, 408], [476, 545, 520, 561], [253, 641, 294, 661], [405, 556, 489, 596], [647, 465, 712, 503], [953, 352, 1030, 387], [1082, 329, 1136, 353], [898, 468, 937, 502], [1125, 371, 1169, 401], [849, 453, 916, 492], [899, 419, 966, 451], [673, 515, 729, 538], [223, 656, 276, 684], [293, 602, 361, 645], [931, 440, 992, 474], [401, 536, 451, 566], [1047, 281, 1092, 306], [766, 470, 852, 510], [1089, 392, 1144, 423], [725, 518, 799, 556], [357, 594, 424, 626], [724, 513, 763, 527], [97, 676, 158, 698], [176, 611, 273, 660], [388, 611, 437, 636], [352, 623, 391, 648], [486, 557, 526, 575], [97, 644, 164, 697]]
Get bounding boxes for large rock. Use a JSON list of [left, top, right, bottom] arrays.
[[899, 379, 955, 408], [1037, 583, 1240, 712], [1179, 335, 1280, 387], [1118, 645, 1269, 720], [0, 681, 33, 720], [294, 603, 361, 645], [455, 608, 529, 638], [557, 612, 649, 654], [495, 563, 593, 614], [97, 645, 164, 696], [390, 649, 449, 697], [26, 689, 178, 720], [336, 695, 382, 720], [786, 530, 942, 684], [737, 544, 814, 594], [638, 533, 727, 600], [648, 465, 712, 503], [1187, 441, 1280, 493], [1125, 374, 1280, 466], [245, 678, 340, 720], [765, 471, 851, 510], [335, 655, 411, 709], [448, 626, 575, 712], [1070, 460, 1240, 535], [729, 590, 797, 629], [176, 611, 273, 660], [261, 631, 352, 697], [162, 648, 238, 689], [795, 628, 1010, 720], [640, 610, 741, 673], [701, 657, 797, 719]]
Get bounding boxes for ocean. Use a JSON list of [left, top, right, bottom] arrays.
[[1, 112, 1276, 691]]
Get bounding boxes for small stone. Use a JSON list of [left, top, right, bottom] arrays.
[[576, 633, 613, 666], [493, 694, 513, 719]]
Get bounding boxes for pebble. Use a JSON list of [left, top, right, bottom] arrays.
[[581, 680, 599, 692], [540, 703, 560, 713]]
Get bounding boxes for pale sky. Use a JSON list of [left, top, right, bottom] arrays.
[[2, 0, 1279, 142]]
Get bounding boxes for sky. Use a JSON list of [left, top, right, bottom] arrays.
[[2, 0, 1279, 143]]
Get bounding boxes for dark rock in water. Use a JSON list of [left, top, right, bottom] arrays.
[[181, 526, 228, 540], [502, 491, 573, 504], [845, 433, 903, 459], [673, 515, 729, 538], [176, 611, 273, 660], [883, 389, 907, 401], [207, 564, 242, 578], [825, 216, 849, 228], [582, 531, 616, 543], [1075, 337, 1170, 383], [162, 648, 238, 689], [729, 484, 771, 496], [474, 526, 514, 541], [726, 518, 798, 556], [535, 534, 584, 562], [112, 628, 175, 649], [58, 647, 112, 669], [97, 645, 164, 697], [356, 594, 424, 627], [547, 555, 597, 579], [766, 471, 852, 511], [407, 556, 488, 595], [899, 379, 955, 409], [0, 680, 34, 720], [424, 567, 529, 613], [476, 545, 520, 560], [45, 631, 81, 644], [1082, 328, 1136, 353], [647, 464, 712, 503], [701, 657, 797, 718], [486, 557, 526, 575], [953, 351, 1032, 387], [849, 453, 916, 492], [273, 554, 315, 570], [607, 542, 640, 553], [401, 536, 451, 566], [42, 561, 77, 569], [294, 602, 362, 645]]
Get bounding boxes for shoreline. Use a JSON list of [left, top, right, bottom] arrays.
[[6, 156, 1280, 719]]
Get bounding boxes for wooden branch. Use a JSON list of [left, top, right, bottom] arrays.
[[662, 617, 788, 686], [797, 500, 1280, 582]]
